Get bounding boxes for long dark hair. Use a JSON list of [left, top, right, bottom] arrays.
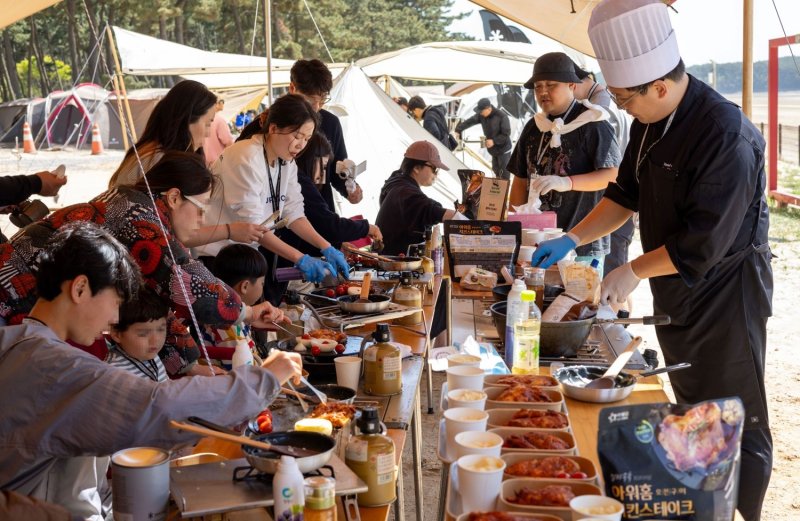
[[133, 150, 214, 196], [296, 132, 332, 179], [131, 80, 216, 153], [264, 93, 319, 135]]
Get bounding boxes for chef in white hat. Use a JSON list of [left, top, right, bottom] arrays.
[[532, 2, 773, 519]]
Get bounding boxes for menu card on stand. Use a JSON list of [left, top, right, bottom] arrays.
[[443, 220, 521, 281], [476, 177, 510, 221]]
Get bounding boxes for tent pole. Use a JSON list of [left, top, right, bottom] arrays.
[[109, 74, 129, 150], [383, 75, 391, 95], [264, 0, 273, 105], [742, 0, 753, 119], [106, 26, 137, 144]]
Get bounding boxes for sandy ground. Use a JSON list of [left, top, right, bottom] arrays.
[[1, 148, 798, 520]]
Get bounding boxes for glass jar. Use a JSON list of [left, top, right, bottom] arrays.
[[304, 476, 336, 521]]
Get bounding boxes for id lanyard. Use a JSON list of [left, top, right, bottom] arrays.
[[635, 109, 676, 182], [263, 145, 282, 214]]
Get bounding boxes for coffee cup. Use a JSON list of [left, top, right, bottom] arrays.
[[334, 356, 362, 391], [446, 365, 484, 391], [444, 408, 488, 460], [447, 353, 481, 368], [447, 388, 487, 410], [457, 454, 505, 512], [569, 495, 624, 521], [454, 431, 503, 459]]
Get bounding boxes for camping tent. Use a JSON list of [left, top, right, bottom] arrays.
[[328, 65, 473, 222], [43, 84, 110, 149], [104, 88, 167, 149], [0, 97, 46, 146]]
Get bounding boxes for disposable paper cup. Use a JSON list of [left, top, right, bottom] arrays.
[[457, 454, 506, 513], [447, 353, 481, 368], [518, 245, 535, 264], [521, 229, 538, 247], [569, 495, 624, 521], [111, 447, 170, 521], [446, 365, 484, 391], [454, 430, 503, 459], [447, 388, 487, 410], [334, 356, 362, 391], [444, 408, 489, 460]]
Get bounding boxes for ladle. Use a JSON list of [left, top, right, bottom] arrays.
[[585, 336, 643, 389]]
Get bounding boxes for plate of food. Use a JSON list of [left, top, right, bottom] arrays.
[[498, 479, 603, 517], [484, 385, 564, 411], [483, 374, 559, 389], [490, 428, 576, 455], [486, 409, 570, 431], [501, 454, 597, 482]]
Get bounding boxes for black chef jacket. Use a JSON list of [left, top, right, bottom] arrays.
[[604, 75, 772, 430]]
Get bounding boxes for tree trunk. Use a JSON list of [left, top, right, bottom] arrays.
[[174, 0, 186, 45], [65, 0, 80, 83], [2, 30, 21, 98], [29, 17, 51, 95], [159, 11, 169, 41], [230, 0, 247, 54]]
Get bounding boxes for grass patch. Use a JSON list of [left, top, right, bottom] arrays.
[[778, 161, 800, 195], [769, 203, 800, 243]]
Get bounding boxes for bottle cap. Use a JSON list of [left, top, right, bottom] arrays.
[[357, 406, 382, 434], [521, 290, 536, 302], [373, 323, 391, 343], [400, 271, 412, 285], [304, 476, 336, 510], [278, 455, 297, 469]]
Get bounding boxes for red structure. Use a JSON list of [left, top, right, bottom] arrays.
[[768, 33, 800, 206]]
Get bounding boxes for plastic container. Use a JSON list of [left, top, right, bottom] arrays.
[[393, 271, 422, 325], [272, 456, 305, 521], [512, 290, 541, 375], [504, 279, 528, 369], [345, 406, 397, 506], [304, 476, 336, 521], [231, 338, 254, 368]]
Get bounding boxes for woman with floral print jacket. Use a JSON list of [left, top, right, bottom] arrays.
[[0, 151, 284, 376]]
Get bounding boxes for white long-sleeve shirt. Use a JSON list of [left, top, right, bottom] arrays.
[[197, 134, 305, 257]]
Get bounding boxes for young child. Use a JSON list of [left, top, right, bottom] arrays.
[[106, 286, 169, 382], [203, 244, 268, 367]]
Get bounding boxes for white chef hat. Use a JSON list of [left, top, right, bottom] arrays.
[[588, 0, 680, 88]]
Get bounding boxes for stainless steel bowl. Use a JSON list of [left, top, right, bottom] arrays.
[[553, 365, 637, 403]]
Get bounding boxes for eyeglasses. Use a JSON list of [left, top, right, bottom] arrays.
[[303, 93, 331, 106], [425, 163, 439, 174], [181, 194, 208, 215], [608, 89, 642, 109]]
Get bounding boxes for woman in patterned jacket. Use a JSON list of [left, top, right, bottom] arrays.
[[0, 151, 283, 376]]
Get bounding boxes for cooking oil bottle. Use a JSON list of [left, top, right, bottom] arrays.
[[392, 271, 422, 325], [512, 290, 541, 374], [345, 406, 397, 506], [362, 323, 402, 396]]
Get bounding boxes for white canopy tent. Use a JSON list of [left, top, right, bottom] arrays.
[[328, 65, 477, 222]]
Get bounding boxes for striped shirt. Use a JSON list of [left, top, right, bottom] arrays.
[[105, 344, 167, 382]]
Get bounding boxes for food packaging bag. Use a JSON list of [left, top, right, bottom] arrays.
[[598, 398, 744, 520]]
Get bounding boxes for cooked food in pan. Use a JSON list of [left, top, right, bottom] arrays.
[[496, 385, 554, 403], [506, 409, 569, 429], [495, 375, 558, 387], [307, 329, 348, 343], [506, 484, 575, 507], [308, 402, 356, 429], [505, 456, 581, 478], [503, 432, 571, 451]]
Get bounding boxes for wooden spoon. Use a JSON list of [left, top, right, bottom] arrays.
[[358, 272, 372, 304], [170, 420, 318, 457]]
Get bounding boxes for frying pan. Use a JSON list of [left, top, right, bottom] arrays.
[[342, 245, 423, 271], [297, 290, 392, 314], [553, 363, 692, 403]]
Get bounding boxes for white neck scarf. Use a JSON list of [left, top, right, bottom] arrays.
[[534, 99, 610, 148]]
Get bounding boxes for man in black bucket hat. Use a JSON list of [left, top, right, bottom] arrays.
[[509, 51, 621, 270], [455, 97, 512, 179]]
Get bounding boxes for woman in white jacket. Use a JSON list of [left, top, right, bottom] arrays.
[[197, 94, 350, 285]]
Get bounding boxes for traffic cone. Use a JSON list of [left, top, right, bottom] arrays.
[[22, 122, 36, 154], [91, 123, 103, 155]]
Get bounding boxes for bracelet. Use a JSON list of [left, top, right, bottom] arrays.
[[225, 223, 231, 240]]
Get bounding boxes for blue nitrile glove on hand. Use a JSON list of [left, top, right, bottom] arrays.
[[295, 254, 333, 283], [531, 233, 578, 268], [321, 246, 350, 279]]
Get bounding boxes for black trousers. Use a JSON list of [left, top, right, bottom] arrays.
[[491, 151, 511, 180], [738, 427, 773, 521]]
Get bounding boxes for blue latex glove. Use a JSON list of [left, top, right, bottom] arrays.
[[531, 234, 577, 268], [295, 255, 333, 283], [321, 246, 350, 279]]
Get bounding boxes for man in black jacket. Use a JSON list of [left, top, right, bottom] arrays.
[[455, 98, 512, 179], [408, 96, 456, 150]]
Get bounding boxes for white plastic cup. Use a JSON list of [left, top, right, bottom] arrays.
[[111, 447, 170, 521], [447, 353, 481, 368], [444, 408, 489, 460], [334, 356, 362, 391], [454, 431, 503, 459], [457, 454, 505, 513], [518, 245, 535, 264], [446, 365, 485, 391], [447, 388, 487, 410], [531, 230, 547, 246], [521, 229, 538, 246], [569, 495, 624, 521]]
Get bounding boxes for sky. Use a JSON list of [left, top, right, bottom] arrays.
[[448, 0, 800, 67]]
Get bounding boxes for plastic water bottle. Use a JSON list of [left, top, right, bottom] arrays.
[[231, 338, 254, 368], [504, 279, 528, 369], [273, 455, 305, 521], [512, 290, 542, 375]]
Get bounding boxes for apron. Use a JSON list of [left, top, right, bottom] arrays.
[[637, 102, 772, 430]]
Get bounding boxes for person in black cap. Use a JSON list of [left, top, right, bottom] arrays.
[[509, 51, 621, 269], [455, 98, 512, 179], [408, 95, 457, 150]]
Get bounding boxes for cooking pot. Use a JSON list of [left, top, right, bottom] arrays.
[[491, 283, 564, 304], [242, 431, 335, 474], [553, 363, 691, 403]]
